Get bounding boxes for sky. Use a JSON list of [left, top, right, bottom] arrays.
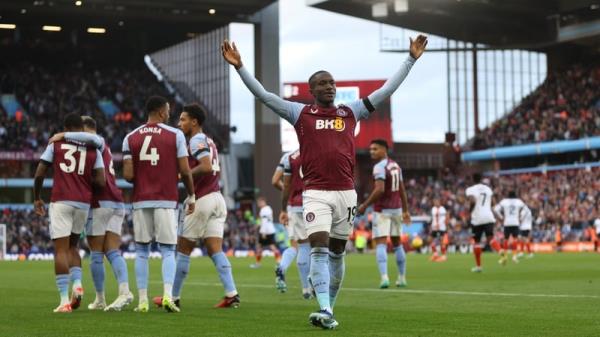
[[229, 0, 450, 144]]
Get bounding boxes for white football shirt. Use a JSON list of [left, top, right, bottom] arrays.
[[259, 205, 275, 235], [431, 206, 447, 231], [520, 206, 533, 231], [465, 183, 495, 225], [494, 198, 525, 227], [595, 218, 600, 234]]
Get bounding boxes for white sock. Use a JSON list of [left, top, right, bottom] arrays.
[[118, 282, 130, 295], [96, 291, 105, 302], [164, 283, 173, 299], [225, 290, 238, 298], [138, 289, 148, 303]]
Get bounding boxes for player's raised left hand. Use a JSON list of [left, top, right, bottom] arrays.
[[409, 34, 428, 59], [49, 132, 65, 144], [34, 199, 46, 216]]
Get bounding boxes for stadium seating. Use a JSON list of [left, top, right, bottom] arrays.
[[470, 64, 600, 150]]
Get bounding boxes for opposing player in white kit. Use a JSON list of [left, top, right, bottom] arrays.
[[251, 197, 281, 268], [465, 174, 497, 273], [494, 191, 526, 265], [276, 150, 312, 298], [594, 211, 600, 253], [222, 34, 427, 328], [429, 198, 449, 262], [52, 116, 133, 311], [518, 204, 534, 259]]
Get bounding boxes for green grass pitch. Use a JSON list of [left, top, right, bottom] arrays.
[[1, 253, 599, 336]]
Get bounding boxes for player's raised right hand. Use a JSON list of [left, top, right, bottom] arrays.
[[34, 199, 45, 216], [221, 40, 243, 69]]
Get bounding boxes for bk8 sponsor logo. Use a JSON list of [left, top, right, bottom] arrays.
[[315, 117, 345, 132]]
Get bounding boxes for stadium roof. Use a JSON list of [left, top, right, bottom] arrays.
[[308, 0, 600, 49]]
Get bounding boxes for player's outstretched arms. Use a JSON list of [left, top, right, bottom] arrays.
[[367, 35, 428, 108], [221, 39, 302, 125], [49, 132, 104, 149]]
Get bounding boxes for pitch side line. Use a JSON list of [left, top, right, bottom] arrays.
[[150, 281, 600, 299]]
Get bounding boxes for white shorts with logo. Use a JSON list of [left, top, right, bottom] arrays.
[[373, 212, 403, 238], [302, 189, 357, 240], [86, 207, 125, 236], [49, 202, 88, 239], [180, 192, 227, 240], [287, 209, 308, 241], [133, 208, 178, 244]]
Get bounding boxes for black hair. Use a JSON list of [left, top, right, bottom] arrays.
[[81, 116, 97, 131], [183, 103, 206, 126], [370, 139, 389, 150], [145, 95, 168, 116], [63, 113, 83, 129], [308, 70, 330, 88], [473, 173, 482, 183], [508, 191, 517, 198]]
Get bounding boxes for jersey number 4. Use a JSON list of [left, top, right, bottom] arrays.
[[59, 144, 87, 175], [140, 136, 160, 166]]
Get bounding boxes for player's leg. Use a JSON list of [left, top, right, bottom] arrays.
[[206, 237, 240, 307], [68, 208, 87, 310], [87, 234, 106, 309], [172, 237, 195, 303], [304, 190, 336, 328], [103, 208, 133, 311], [269, 240, 282, 263], [132, 208, 153, 312], [441, 232, 448, 259], [510, 230, 520, 263], [86, 208, 107, 310], [155, 208, 179, 312], [48, 203, 74, 312], [251, 238, 263, 268], [471, 224, 483, 272], [292, 211, 311, 298], [499, 228, 509, 265], [391, 215, 407, 285], [372, 212, 390, 287]]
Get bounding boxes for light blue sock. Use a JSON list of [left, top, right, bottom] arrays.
[[106, 249, 129, 285], [173, 253, 190, 298], [69, 266, 82, 288], [56, 274, 70, 303], [376, 243, 388, 278], [329, 251, 345, 310], [90, 251, 105, 293], [279, 246, 297, 273], [296, 243, 311, 290], [160, 244, 176, 285], [395, 245, 406, 276], [211, 252, 237, 296], [135, 243, 150, 291], [309, 247, 331, 312]]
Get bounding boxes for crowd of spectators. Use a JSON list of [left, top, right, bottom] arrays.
[[470, 64, 600, 150], [0, 61, 177, 152]]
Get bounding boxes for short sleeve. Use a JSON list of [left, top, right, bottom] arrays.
[[190, 134, 210, 160], [94, 149, 105, 169], [465, 187, 474, 197], [175, 130, 189, 158], [40, 143, 54, 163], [373, 161, 386, 180], [122, 135, 132, 160], [493, 204, 502, 214], [281, 153, 292, 175]]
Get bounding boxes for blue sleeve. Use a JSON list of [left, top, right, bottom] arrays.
[[122, 135, 132, 160], [93, 149, 104, 169], [281, 153, 291, 175], [373, 161, 386, 180], [367, 56, 416, 112], [346, 99, 372, 121], [237, 66, 304, 125], [65, 132, 104, 150], [40, 143, 54, 163], [190, 134, 210, 160], [175, 130, 188, 158]]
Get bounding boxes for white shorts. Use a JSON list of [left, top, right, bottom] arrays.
[[302, 189, 357, 240], [180, 192, 227, 240], [49, 202, 88, 239], [86, 207, 125, 236], [373, 212, 403, 238], [287, 210, 308, 241], [133, 208, 178, 244]]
